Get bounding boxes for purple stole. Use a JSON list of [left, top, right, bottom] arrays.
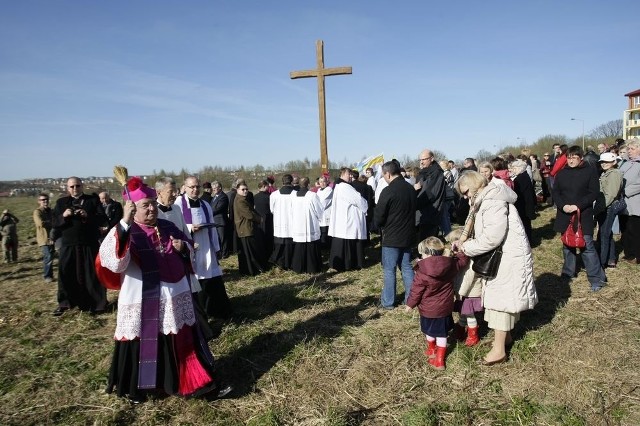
[[129, 222, 162, 390], [180, 195, 217, 250]]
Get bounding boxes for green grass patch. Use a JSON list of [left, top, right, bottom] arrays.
[[0, 198, 638, 425]]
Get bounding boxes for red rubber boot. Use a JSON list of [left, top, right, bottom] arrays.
[[465, 326, 480, 347], [424, 339, 436, 359], [429, 345, 447, 370]]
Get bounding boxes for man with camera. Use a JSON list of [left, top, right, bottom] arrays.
[[51, 177, 107, 316]]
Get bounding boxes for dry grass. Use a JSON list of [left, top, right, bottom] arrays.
[[0, 196, 638, 425]]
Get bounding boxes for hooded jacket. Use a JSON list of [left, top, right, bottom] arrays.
[[461, 180, 537, 314], [406, 253, 469, 318]]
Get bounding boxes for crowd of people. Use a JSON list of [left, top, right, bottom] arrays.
[[2, 137, 638, 400]]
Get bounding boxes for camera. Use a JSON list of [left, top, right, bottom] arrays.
[[69, 199, 84, 215]]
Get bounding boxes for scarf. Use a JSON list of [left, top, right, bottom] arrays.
[[180, 194, 217, 251], [129, 222, 162, 390], [459, 185, 493, 242]]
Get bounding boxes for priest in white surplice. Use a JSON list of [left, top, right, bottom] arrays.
[[291, 177, 323, 273], [174, 176, 232, 319], [316, 174, 333, 249], [155, 177, 190, 236], [269, 174, 297, 270], [155, 176, 216, 341], [328, 167, 369, 271]]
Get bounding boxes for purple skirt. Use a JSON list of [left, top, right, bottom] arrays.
[[460, 297, 483, 316]]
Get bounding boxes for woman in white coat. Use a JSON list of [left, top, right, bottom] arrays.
[[455, 171, 537, 365]]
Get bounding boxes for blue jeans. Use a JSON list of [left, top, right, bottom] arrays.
[[562, 234, 606, 289], [597, 201, 624, 266], [381, 246, 414, 308], [41, 245, 54, 279]]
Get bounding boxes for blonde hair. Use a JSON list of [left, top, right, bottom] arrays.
[[478, 161, 494, 173], [455, 170, 488, 196], [445, 228, 463, 243], [418, 237, 445, 256]]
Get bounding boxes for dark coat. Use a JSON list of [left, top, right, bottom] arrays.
[[227, 189, 254, 253], [253, 191, 273, 236], [552, 161, 600, 235], [200, 191, 213, 204], [513, 172, 536, 220], [406, 254, 469, 318], [583, 150, 600, 172], [416, 162, 446, 225], [210, 191, 229, 226], [52, 194, 106, 246], [373, 177, 417, 248], [103, 200, 123, 228], [234, 194, 261, 238]]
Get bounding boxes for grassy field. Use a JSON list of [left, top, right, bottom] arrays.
[[0, 195, 638, 425]]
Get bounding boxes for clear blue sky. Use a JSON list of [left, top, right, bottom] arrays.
[[0, 0, 636, 180]]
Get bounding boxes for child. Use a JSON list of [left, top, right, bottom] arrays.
[[405, 237, 469, 370], [446, 229, 484, 347]]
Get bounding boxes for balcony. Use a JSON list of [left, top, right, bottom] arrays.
[[627, 119, 640, 127]]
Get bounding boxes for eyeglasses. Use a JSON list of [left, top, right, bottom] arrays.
[[461, 188, 470, 197], [68, 185, 82, 188], [39, 199, 49, 202], [186, 185, 200, 189], [238, 188, 248, 191], [543, 155, 550, 157]]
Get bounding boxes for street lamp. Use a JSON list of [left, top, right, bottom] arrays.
[[571, 118, 585, 150]]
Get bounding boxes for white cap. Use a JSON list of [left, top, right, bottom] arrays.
[[598, 152, 617, 163]]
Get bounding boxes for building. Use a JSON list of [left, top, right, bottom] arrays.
[[623, 88, 640, 140]]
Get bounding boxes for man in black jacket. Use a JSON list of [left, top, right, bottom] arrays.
[[52, 177, 108, 315], [374, 160, 417, 309], [210, 181, 230, 257], [414, 149, 446, 240], [98, 191, 123, 242]]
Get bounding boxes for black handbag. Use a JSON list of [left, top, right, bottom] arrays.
[[472, 245, 503, 279]]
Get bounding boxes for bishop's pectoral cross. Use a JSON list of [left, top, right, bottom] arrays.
[[290, 40, 352, 174]]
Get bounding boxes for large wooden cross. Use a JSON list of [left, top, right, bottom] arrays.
[[290, 40, 352, 174]]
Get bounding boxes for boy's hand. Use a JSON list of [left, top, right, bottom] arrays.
[[404, 305, 412, 313]]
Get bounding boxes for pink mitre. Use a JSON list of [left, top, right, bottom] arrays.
[[122, 176, 157, 202]]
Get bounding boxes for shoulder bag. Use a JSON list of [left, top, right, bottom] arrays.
[[472, 244, 503, 279], [561, 209, 586, 248], [471, 204, 509, 280]]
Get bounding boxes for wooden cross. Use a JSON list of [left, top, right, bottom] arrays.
[[290, 40, 352, 174]]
